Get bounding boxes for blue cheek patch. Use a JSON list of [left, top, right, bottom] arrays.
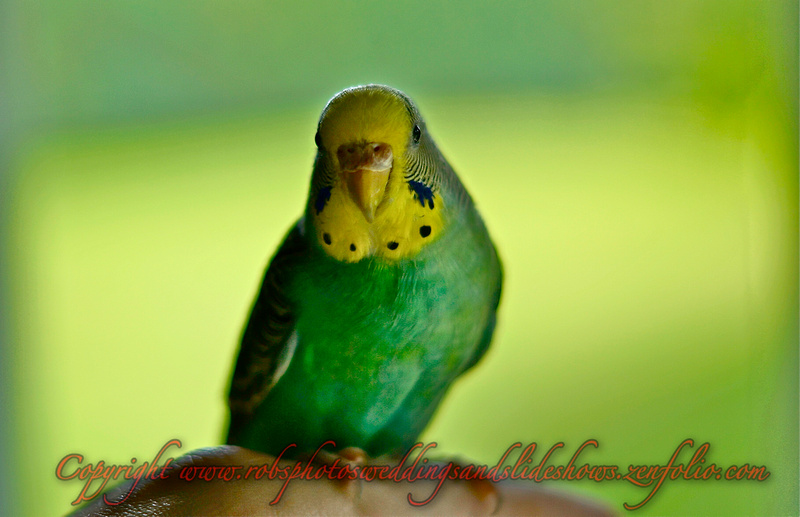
[[408, 180, 435, 209], [315, 186, 332, 214]]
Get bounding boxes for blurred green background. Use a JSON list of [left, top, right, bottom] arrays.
[[1, 1, 797, 516]]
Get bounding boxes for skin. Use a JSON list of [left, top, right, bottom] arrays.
[[66, 446, 618, 517]]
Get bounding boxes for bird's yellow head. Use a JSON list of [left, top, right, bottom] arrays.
[[308, 85, 445, 263]]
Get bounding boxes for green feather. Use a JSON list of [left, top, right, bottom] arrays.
[[227, 85, 502, 457]]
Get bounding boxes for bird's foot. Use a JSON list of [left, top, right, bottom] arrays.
[[312, 445, 368, 468], [442, 457, 501, 515], [304, 446, 369, 500], [466, 474, 500, 515]]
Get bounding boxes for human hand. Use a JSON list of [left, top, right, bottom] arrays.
[[67, 446, 615, 516]]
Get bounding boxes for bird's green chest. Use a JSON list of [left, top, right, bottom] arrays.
[[243, 210, 499, 456], [279, 238, 487, 423], [289, 250, 472, 376]]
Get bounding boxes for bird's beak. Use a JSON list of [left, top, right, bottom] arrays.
[[337, 142, 393, 222]]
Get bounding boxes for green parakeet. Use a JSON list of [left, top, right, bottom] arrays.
[[227, 85, 502, 458]]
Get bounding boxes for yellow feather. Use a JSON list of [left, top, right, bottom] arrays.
[[313, 88, 444, 262]]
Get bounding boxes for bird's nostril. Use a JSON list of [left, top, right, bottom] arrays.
[[338, 142, 392, 171], [372, 143, 391, 161]]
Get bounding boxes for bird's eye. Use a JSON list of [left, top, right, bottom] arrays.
[[314, 131, 322, 148], [412, 125, 421, 144]]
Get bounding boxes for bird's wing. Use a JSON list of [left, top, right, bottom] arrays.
[[227, 221, 307, 443], [461, 247, 503, 374]]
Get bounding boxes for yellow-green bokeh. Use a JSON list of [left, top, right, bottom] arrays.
[[1, 2, 796, 516]]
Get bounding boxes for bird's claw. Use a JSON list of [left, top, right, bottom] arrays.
[[306, 446, 369, 501]]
